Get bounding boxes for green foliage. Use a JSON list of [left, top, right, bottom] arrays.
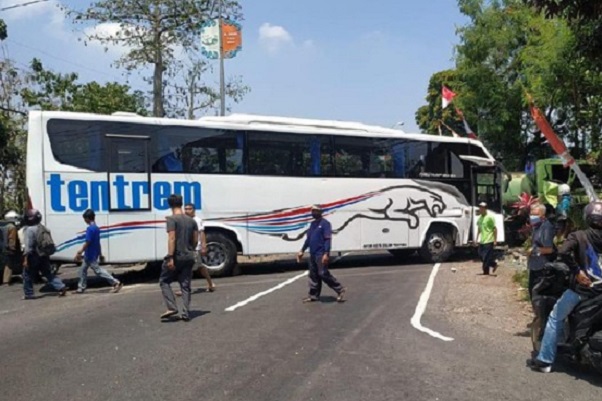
[[21, 58, 147, 115], [0, 60, 27, 213], [512, 269, 530, 301], [417, 0, 602, 171], [68, 0, 244, 117], [415, 70, 466, 136], [0, 19, 7, 41]]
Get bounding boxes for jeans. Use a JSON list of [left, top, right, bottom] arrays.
[[77, 259, 119, 291], [23, 254, 65, 297], [478, 243, 497, 274], [537, 289, 582, 364], [159, 259, 194, 318], [308, 253, 343, 300]]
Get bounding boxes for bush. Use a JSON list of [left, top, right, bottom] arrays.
[[513, 269, 529, 301]]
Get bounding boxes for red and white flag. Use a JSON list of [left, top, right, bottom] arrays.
[[442, 86, 457, 109], [455, 107, 478, 140]]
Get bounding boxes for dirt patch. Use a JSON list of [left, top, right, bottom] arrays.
[[441, 255, 533, 345]]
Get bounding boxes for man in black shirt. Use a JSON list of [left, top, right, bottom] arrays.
[[160, 194, 198, 322]]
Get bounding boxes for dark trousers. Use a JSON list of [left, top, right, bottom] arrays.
[[308, 253, 343, 299], [2, 254, 21, 284], [159, 260, 194, 318], [528, 269, 545, 300], [23, 254, 65, 297], [478, 243, 497, 275]]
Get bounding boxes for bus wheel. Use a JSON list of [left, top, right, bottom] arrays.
[[419, 227, 454, 263], [202, 232, 237, 277]]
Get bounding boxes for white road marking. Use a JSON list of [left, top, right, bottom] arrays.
[[225, 271, 308, 312], [410, 263, 454, 342]]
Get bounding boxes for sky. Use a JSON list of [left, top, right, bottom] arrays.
[[0, 0, 468, 133]]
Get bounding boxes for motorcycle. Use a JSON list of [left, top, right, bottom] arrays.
[[531, 261, 602, 373]]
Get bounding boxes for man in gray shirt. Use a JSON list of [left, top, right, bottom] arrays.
[[159, 194, 198, 322], [22, 209, 67, 300], [528, 204, 556, 299]]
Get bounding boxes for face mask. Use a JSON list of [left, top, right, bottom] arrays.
[[530, 216, 542, 226]]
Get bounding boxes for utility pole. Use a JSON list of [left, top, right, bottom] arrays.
[[218, 0, 226, 116]]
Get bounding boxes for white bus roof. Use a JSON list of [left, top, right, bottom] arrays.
[[31, 110, 489, 149]]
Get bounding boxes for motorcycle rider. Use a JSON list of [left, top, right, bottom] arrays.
[[529, 200, 602, 373]]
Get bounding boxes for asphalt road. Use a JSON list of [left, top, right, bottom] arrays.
[[1, 254, 602, 401]]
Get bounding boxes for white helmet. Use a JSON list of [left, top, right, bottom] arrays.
[[558, 184, 571, 196], [4, 210, 19, 221]]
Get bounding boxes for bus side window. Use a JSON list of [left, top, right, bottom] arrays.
[[390, 141, 407, 178]]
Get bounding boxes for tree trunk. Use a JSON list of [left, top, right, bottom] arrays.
[[152, 11, 165, 118], [153, 55, 165, 118]]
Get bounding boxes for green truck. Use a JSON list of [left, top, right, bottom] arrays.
[[502, 158, 602, 245]]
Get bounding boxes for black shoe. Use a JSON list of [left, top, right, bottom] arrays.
[[181, 315, 190, 322], [527, 358, 552, 373]]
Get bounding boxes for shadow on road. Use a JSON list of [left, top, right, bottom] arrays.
[[555, 361, 602, 388], [43, 248, 481, 292]]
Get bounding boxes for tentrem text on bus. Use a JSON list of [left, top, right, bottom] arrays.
[[26, 111, 505, 276]]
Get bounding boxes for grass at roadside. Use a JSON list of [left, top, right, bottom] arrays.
[[512, 269, 529, 301]]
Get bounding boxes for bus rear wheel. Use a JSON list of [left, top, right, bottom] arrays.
[[202, 232, 237, 277], [419, 226, 454, 263]]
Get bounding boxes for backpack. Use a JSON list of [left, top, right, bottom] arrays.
[[36, 224, 56, 257]]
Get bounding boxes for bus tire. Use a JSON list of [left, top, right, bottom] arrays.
[[202, 231, 237, 277], [419, 226, 454, 263]]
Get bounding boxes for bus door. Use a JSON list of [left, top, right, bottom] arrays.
[[471, 166, 505, 243], [105, 134, 153, 263]]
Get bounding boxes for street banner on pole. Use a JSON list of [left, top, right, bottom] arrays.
[[221, 20, 242, 59], [201, 19, 242, 60]]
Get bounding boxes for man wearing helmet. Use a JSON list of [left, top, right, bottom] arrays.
[[22, 209, 67, 299], [1, 210, 22, 285], [529, 200, 602, 373]]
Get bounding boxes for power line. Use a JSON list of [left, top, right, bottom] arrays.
[[6, 38, 124, 81], [0, 0, 49, 12]]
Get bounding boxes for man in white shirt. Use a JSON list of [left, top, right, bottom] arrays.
[[180, 203, 215, 293]]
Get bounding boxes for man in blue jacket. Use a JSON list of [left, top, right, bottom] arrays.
[[297, 205, 346, 303]]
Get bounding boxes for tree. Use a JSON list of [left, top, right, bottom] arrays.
[[68, 0, 243, 117], [415, 0, 583, 170], [170, 57, 250, 119], [415, 70, 465, 136], [0, 19, 7, 41], [0, 60, 27, 213], [22, 58, 147, 115]]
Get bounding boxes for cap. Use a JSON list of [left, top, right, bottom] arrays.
[[311, 204, 323, 211], [478, 202, 487, 208]]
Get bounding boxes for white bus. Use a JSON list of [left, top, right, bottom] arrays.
[[26, 111, 505, 276]]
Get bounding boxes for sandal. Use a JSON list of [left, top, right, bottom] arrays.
[[336, 288, 347, 303], [302, 297, 318, 303], [160, 310, 178, 320]]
